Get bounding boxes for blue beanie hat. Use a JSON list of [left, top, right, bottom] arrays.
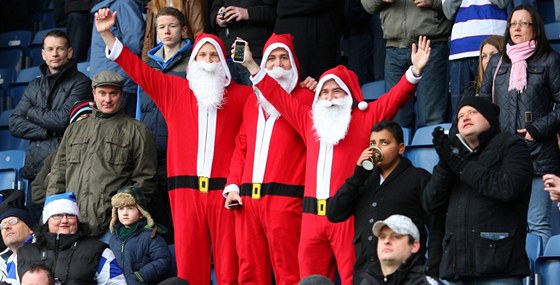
[[42, 193, 80, 223]]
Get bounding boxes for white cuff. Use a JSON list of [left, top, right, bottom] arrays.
[[405, 66, 422, 84], [105, 38, 124, 61], [223, 184, 240, 198], [249, 68, 267, 85]]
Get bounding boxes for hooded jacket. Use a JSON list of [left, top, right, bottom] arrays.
[[360, 254, 443, 285], [9, 61, 92, 179]]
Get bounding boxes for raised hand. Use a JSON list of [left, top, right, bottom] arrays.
[[94, 8, 116, 34], [411, 36, 431, 76], [300, 76, 318, 92], [230, 37, 260, 74]]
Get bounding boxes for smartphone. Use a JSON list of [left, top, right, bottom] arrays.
[[228, 202, 242, 209], [232, 40, 246, 63]]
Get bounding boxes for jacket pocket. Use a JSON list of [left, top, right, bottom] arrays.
[[473, 229, 515, 274], [493, 65, 510, 86], [104, 134, 130, 165], [527, 66, 545, 86], [68, 136, 90, 164]]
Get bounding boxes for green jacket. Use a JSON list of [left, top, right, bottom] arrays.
[[361, 0, 452, 48], [47, 108, 158, 236]]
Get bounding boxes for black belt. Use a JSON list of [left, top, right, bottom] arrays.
[[303, 197, 329, 216], [239, 182, 304, 199], [168, 176, 226, 193]]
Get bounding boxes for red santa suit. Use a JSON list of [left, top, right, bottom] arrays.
[[250, 65, 421, 284], [106, 33, 251, 285], [225, 34, 313, 285]]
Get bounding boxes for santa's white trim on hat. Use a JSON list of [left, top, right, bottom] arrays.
[[187, 37, 231, 86], [312, 74, 352, 109], [260, 43, 298, 93]]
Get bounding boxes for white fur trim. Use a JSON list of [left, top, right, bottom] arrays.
[[250, 68, 268, 85], [187, 38, 231, 86], [42, 199, 80, 224], [223, 184, 240, 198], [358, 101, 368, 111], [260, 43, 298, 93], [106, 38, 124, 61], [405, 66, 422, 84]]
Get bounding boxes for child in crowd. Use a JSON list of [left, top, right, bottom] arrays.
[[109, 186, 171, 285]]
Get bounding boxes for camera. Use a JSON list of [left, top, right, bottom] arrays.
[[232, 40, 246, 63]]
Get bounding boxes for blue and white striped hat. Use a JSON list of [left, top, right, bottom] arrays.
[[42, 192, 81, 223]]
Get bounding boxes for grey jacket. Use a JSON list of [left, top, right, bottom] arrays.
[[361, 0, 452, 48]]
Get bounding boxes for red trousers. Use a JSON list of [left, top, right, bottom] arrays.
[[234, 195, 302, 285], [170, 188, 238, 285], [298, 214, 355, 285]]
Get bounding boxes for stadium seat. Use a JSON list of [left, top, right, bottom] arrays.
[[32, 28, 67, 45], [403, 146, 438, 173], [361, 80, 385, 102], [0, 30, 32, 49], [410, 123, 452, 146], [535, 235, 560, 285], [15, 66, 41, 83], [0, 48, 24, 70], [0, 68, 16, 111], [402, 127, 412, 146], [0, 150, 25, 191], [525, 233, 544, 285], [27, 46, 43, 67], [0, 109, 28, 151]]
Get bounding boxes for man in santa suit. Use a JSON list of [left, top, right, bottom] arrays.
[[95, 8, 251, 285], [236, 36, 432, 284], [223, 33, 315, 285]]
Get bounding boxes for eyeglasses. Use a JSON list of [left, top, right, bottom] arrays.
[[508, 21, 532, 28], [50, 213, 78, 220], [0, 218, 19, 230]]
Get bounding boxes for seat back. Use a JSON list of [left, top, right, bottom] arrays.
[[0, 49, 24, 70], [0, 109, 28, 151], [535, 235, 560, 285], [361, 80, 385, 102], [0, 30, 32, 49], [411, 123, 452, 146], [16, 66, 41, 83], [0, 150, 25, 190], [7, 84, 27, 109], [403, 146, 438, 173]]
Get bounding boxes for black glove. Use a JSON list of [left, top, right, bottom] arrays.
[[432, 127, 467, 173]]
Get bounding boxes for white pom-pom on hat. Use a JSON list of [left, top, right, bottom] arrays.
[[358, 101, 368, 111]]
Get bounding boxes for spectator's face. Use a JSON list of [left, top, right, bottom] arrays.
[[42, 36, 73, 74], [376, 226, 419, 266], [369, 130, 404, 170], [118, 205, 143, 227], [318, 79, 347, 101], [0, 217, 32, 251], [457, 105, 491, 141], [93, 85, 124, 114], [509, 9, 534, 45], [48, 214, 79, 235], [195, 43, 220, 63], [480, 43, 499, 72], [265, 48, 292, 71], [21, 270, 51, 285], [156, 15, 187, 48]]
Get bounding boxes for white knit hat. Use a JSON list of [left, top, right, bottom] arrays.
[[42, 192, 81, 223]]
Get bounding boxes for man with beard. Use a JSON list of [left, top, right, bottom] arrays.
[[236, 36, 431, 284], [223, 33, 315, 285], [95, 8, 251, 285]]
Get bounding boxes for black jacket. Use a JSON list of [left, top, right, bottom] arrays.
[[422, 125, 532, 281], [9, 61, 92, 179], [17, 224, 107, 284], [360, 255, 443, 285], [479, 52, 560, 176], [327, 158, 437, 283]]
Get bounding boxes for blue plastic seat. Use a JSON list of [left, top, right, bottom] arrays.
[[361, 80, 385, 102], [525, 233, 544, 285], [0, 49, 24, 70], [403, 146, 439, 173], [402, 127, 412, 146], [0, 30, 32, 49], [410, 123, 452, 146], [32, 28, 67, 45], [0, 150, 25, 190], [16, 66, 41, 83], [0, 109, 29, 151], [535, 235, 560, 285]]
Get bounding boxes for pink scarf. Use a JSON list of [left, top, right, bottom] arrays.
[[506, 40, 536, 93]]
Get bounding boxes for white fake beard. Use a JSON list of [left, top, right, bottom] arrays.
[[312, 96, 353, 145], [256, 66, 294, 117], [188, 60, 227, 109]]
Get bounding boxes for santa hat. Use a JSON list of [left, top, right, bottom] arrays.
[[186, 33, 231, 86], [110, 186, 154, 232], [313, 65, 368, 111], [260, 33, 300, 93], [43, 192, 81, 223], [69, 100, 94, 124]]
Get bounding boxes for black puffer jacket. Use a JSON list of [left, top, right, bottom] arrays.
[[9, 61, 92, 179], [479, 52, 560, 176], [422, 124, 532, 281]]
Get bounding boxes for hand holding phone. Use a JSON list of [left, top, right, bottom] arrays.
[[232, 40, 246, 63], [228, 202, 242, 209]]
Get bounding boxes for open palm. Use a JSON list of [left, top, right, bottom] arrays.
[[95, 8, 117, 34], [411, 36, 431, 73]]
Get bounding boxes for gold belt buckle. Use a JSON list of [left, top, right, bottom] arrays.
[[317, 199, 327, 216], [251, 183, 262, 199], [199, 176, 209, 193]]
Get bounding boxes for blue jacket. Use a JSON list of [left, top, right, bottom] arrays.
[[90, 0, 145, 94], [108, 221, 171, 285]]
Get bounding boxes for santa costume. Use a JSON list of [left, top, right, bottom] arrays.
[[106, 33, 251, 285], [250, 64, 421, 284], [225, 33, 313, 285]]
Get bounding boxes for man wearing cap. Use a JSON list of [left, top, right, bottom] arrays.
[[222, 33, 314, 284], [361, 214, 441, 285], [95, 8, 252, 285], [423, 96, 532, 284], [236, 37, 431, 284], [0, 208, 35, 285], [46, 70, 158, 242], [17, 193, 126, 285], [9, 29, 92, 220]]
